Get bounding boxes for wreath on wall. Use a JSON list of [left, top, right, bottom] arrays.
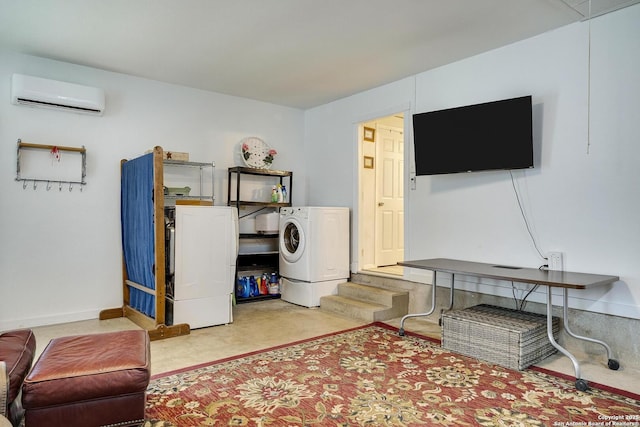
[[240, 137, 277, 169]]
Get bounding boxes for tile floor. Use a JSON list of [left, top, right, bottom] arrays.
[[30, 299, 639, 394]]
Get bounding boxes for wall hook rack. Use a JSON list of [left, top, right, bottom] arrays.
[[15, 139, 87, 192], [18, 178, 86, 191]]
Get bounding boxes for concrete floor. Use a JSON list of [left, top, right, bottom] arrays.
[[30, 299, 640, 395]]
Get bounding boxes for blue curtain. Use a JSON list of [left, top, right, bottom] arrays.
[[121, 153, 156, 318]]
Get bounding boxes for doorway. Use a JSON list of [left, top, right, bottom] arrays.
[[358, 113, 405, 276]]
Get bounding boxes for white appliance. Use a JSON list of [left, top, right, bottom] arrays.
[[166, 205, 238, 328], [279, 207, 350, 307], [11, 73, 105, 115], [255, 212, 279, 233], [279, 277, 346, 308]]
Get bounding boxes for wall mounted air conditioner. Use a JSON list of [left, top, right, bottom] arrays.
[[11, 74, 105, 116]]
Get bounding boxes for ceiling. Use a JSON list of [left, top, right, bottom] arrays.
[[0, 0, 636, 109]]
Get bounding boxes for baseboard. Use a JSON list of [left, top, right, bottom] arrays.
[[0, 309, 101, 331]]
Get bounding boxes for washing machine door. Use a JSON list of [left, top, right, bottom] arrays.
[[280, 217, 306, 263]]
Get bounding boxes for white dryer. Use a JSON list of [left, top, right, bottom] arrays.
[[279, 207, 350, 307]]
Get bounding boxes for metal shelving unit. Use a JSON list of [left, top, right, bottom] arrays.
[[163, 159, 215, 206], [227, 166, 292, 303]]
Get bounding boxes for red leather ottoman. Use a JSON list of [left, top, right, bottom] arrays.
[[0, 329, 36, 424], [22, 330, 150, 427]]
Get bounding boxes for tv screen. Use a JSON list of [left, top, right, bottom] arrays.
[[413, 95, 534, 176]]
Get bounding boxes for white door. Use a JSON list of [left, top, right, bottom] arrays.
[[375, 126, 404, 267], [174, 206, 234, 326]]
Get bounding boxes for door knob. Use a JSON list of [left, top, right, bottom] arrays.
[[378, 202, 384, 206]]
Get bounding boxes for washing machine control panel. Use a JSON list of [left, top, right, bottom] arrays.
[[281, 207, 308, 219]]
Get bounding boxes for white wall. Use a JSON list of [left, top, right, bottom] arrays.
[[0, 51, 305, 329], [305, 5, 640, 319]]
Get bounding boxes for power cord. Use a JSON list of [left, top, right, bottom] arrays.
[[511, 265, 555, 311], [509, 170, 547, 262]]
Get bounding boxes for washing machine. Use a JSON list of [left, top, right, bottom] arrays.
[[279, 207, 350, 307]]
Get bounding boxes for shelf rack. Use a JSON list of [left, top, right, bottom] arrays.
[[227, 166, 292, 208], [227, 166, 292, 304], [163, 159, 215, 205], [16, 139, 87, 190]]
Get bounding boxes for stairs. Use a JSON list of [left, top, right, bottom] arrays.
[[320, 281, 409, 322]]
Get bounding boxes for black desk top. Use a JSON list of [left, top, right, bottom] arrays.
[[398, 258, 619, 289]]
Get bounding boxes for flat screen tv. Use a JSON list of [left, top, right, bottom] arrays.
[[413, 95, 533, 176]]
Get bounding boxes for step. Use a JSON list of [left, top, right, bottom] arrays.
[[319, 282, 409, 322], [337, 282, 408, 307], [319, 295, 391, 322], [350, 272, 413, 289]]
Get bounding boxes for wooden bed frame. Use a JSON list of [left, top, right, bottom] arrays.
[[100, 147, 190, 340]]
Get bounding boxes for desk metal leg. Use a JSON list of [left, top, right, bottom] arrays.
[[546, 287, 620, 391], [546, 286, 585, 389], [399, 272, 454, 336], [559, 288, 620, 371]]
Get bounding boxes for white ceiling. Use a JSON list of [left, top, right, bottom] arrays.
[[0, 0, 635, 109]]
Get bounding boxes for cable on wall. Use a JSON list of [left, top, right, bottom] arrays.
[[586, 0, 593, 154], [508, 171, 545, 310], [509, 170, 546, 261]]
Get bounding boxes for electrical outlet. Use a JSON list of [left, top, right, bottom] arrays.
[[548, 252, 563, 271]]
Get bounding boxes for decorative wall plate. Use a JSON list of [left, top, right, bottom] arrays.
[[240, 137, 276, 169]]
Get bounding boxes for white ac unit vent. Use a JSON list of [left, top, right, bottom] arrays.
[[11, 74, 105, 116]]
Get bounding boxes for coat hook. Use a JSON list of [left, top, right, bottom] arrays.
[[69, 182, 73, 192], [23, 180, 27, 190], [59, 181, 63, 191], [33, 180, 37, 190]]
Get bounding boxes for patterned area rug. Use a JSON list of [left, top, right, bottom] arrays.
[[146, 323, 640, 426], [138, 421, 175, 427]]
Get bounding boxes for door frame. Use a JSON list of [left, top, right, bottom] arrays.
[[353, 104, 412, 274]]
